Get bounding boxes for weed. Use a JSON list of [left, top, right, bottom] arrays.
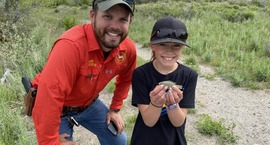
[[264, 41, 270, 57], [62, 16, 78, 30], [185, 54, 198, 66], [137, 56, 148, 67], [125, 114, 137, 145], [202, 50, 213, 63], [0, 86, 36, 145], [253, 62, 269, 82], [188, 108, 197, 114], [196, 114, 240, 145], [106, 78, 116, 93], [230, 73, 245, 87]]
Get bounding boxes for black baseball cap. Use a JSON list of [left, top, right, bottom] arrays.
[[150, 17, 190, 48], [93, 0, 135, 15]]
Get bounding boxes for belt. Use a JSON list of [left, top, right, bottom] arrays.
[[62, 105, 88, 113], [61, 98, 97, 116]]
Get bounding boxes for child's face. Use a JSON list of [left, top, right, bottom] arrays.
[[151, 42, 184, 68]]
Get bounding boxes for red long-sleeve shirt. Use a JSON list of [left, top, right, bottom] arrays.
[[32, 24, 137, 145]]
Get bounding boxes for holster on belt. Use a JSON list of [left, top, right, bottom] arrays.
[[24, 87, 37, 116]]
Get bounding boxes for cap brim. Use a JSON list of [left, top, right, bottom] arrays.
[[151, 38, 191, 48], [98, 0, 133, 14]]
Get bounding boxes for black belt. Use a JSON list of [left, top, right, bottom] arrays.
[[61, 98, 97, 116], [62, 106, 88, 113]]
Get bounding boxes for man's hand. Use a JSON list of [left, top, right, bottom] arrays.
[[59, 133, 76, 145], [106, 111, 125, 135]]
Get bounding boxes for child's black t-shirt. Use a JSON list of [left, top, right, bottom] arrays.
[[131, 61, 198, 145]]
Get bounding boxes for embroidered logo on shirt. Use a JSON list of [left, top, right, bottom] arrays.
[[88, 60, 96, 67], [105, 70, 113, 74], [115, 51, 126, 64]]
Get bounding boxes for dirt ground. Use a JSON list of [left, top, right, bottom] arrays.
[[73, 44, 270, 145]]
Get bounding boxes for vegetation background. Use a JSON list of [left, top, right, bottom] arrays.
[[0, 0, 270, 145]]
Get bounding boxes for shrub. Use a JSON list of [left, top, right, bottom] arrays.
[[185, 54, 198, 65], [106, 78, 116, 93], [196, 114, 240, 145], [264, 41, 270, 57], [62, 16, 78, 30], [253, 62, 269, 82], [230, 73, 245, 87], [0, 22, 38, 78], [223, 10, 255, 22], [202, 50, 212, 63], [0, 85, 36, 145], [188, 108, 197, 114]]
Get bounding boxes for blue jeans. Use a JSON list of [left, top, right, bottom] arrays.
[[59, 98, 127, 145]]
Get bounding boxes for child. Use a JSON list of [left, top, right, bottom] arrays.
[[131, 16, 198, 145]]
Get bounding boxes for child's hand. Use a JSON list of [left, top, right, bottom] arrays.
[[165, 85, 183, 105], [149, 85, 168, 108]]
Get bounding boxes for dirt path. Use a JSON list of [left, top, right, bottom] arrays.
[[74, 44, 270, 145]]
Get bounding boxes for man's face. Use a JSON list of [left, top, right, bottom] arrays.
[[90, 5, 132, 52]]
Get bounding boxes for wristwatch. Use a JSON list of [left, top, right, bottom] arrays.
[[167, 103, 178, 110]]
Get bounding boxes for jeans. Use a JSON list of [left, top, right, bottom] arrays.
[[59, 98, 127, 145]]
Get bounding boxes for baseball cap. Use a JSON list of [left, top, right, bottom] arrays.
[[93, 0, 135, 15], [150, 17, 190, 48]]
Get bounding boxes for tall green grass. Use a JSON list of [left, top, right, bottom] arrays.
[[1, 0, 270, 144], [0, 85, 36, 145], [130, 1, 270, 89]]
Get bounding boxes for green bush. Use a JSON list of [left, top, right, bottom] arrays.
[[62, 16, 78, 30], [0, 22, 38, 77], [230, 73, 245, 87], [222, 10, 255, 22], [136, 2, 200, 20], [197, 114, 239, 145], [185, 54, 198, 66], [202, 50, 213, 63], [264, 41, 270, 57], [253, 62, 269, 82], [0, 86, 36, 145], [48, 0, 69, 7]]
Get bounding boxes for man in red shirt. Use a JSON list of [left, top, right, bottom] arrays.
[[31, 0, 136, 144]]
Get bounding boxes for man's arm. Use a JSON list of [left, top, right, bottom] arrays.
[[32, 40, 80, 145], [110, 41, 137, 110]]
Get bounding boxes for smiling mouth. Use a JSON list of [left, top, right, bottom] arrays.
[[107, 32, 120, 37], [162, 56, 174, 61]]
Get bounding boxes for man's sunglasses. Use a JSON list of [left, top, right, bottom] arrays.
[[93, 0, 135, 13], [151, 28, 188, 41]]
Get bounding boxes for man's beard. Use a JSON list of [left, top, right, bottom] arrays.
[[93, 23, 127, 50], [102, 35, 123, 49]]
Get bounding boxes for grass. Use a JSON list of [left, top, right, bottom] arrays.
[[1, 0, 270, 144], [0, 85, 36, 145], [129, 1, 270, 90], [196, 114, 240, 145], [124, 114, 137, 145]]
